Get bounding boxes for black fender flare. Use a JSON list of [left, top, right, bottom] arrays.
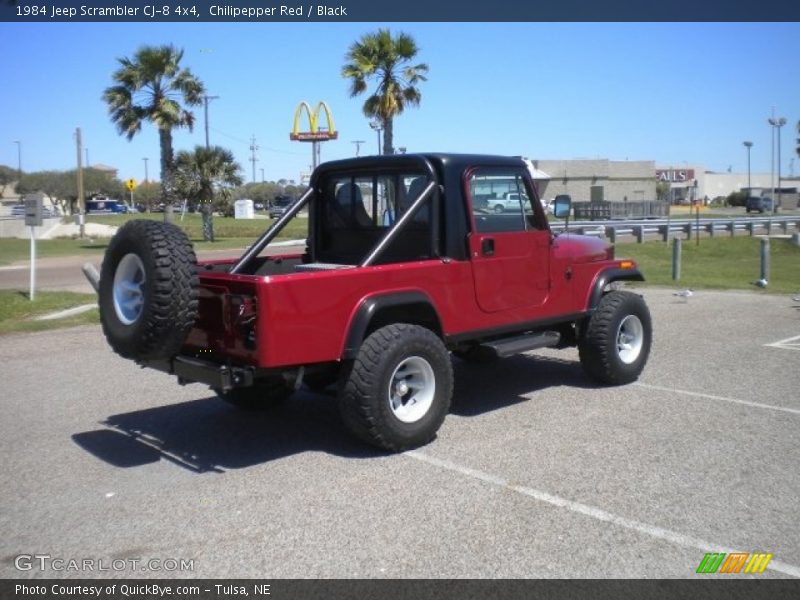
[[342, 291, 442, 360], [587, 267, 645, 311]]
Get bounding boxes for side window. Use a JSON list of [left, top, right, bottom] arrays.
[[329, 176, 397, 228], [469, 170, 532, 233]]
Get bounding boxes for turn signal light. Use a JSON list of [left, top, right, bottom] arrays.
[[619, 260, 635, 269]]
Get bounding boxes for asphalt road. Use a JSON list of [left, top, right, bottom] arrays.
[[0, 245, 304, 294], [1, 288, 799, 579]]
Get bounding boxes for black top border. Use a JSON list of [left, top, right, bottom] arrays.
[[2, 0, 799, 22]]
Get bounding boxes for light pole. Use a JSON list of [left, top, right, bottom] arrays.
[[13, 140, 21, 180], [768, 115, 787, 212], [142, 157, 149, 182], [369, 120, 383, 155], [743, 141, 752, 192]]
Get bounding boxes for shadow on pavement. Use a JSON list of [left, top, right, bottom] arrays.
[[73, 391, 379, 474], [72, 353, 602, 473], [450, 353, 602, 417]]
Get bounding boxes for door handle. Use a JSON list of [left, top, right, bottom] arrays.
[[481, 238, 495, 256]]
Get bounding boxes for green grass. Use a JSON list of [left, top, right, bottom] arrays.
[[0, 215, 307, 265], [84, 213, 308, 240], [0, 238, 111, 265], [0, 290, 99, 335], [616, 237, 800, 294]]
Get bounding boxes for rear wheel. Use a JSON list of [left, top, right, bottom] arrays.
[[339, 324, 453, 451], [578, 291, 652, 385], [216, 377, 293, 411]]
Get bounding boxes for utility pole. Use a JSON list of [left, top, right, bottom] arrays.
[[85, 148, 89, 167], [260, 168, 265, 183], [352, 140, 365, 157], [369, 120, 383, 155], [75, 128, 85, 238], [249, 135, 259, 183], [142, 157, 149, 182], [203, 95, 219, 149]]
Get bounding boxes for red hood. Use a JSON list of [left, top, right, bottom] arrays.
[[552, 234, 613, 263]]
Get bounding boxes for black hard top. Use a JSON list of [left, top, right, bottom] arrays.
[[312, 153, 527, 182]]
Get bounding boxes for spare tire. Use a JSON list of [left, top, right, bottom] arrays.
[[99, 219, 199, 361]]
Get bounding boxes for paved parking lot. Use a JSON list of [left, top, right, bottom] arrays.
[[1, 288, 798, 578]]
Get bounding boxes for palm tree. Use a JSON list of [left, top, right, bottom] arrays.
[[174, 146, 243, 242], [342, 29, 428, 155], [103, 44, 204, 221]]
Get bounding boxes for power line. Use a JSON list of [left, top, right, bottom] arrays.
[[210, 127, 307, 155]]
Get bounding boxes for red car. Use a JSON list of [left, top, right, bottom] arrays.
[[93, 154, 652, 451]]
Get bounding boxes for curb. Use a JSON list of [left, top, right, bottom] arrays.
[[35, 303, 98, 321]]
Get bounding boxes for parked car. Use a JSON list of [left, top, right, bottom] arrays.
[[9, 204, 60, 218], [86, 199, 129, 214], [746, 196, 774, 214], [269, 195, 294, 219], [487, 192, 530, 214]]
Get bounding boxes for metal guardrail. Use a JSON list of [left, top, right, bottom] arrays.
[[558, 216, 800, 243]]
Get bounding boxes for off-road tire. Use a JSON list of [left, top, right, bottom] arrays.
[[99, 219, 199, 361], [578, 291, 652, 385], [339, 324, 453, 452], [216, 378, 293, 410]]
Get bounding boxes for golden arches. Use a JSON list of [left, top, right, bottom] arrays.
[[290, 101, 338, 141]]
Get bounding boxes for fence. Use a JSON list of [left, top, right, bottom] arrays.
[[572, 200, 671, 220], [560, 216, 800, 244]]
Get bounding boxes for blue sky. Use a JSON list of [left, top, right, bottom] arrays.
[[1, 22, 798, 184]]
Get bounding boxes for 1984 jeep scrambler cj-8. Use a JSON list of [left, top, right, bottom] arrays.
[[93, 154, 652, 451]]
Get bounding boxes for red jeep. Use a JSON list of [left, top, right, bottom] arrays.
[[94, 154, 652, 451]]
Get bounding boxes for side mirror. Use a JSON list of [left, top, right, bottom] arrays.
[[553, 194, 571, 219]]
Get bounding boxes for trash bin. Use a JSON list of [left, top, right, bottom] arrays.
[[74, 213, 85, 226]]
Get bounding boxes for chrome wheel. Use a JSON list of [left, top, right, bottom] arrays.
[[616, 315, 644, 364], [112, 253, 146, 325], [387, 356, 435, 423]]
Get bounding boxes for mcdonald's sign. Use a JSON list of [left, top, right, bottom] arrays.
[[696, 552, 773, 574], [290, 101, 338, 142]]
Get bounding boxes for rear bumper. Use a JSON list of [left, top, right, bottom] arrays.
[[140, 355, 254, 392]]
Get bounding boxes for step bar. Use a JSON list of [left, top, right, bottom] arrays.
[[479, 331, 561, 358]]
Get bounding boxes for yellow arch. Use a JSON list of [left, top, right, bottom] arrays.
[[291, 101, 337, 139]]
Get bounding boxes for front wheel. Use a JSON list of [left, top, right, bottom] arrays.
[[578, 291, 652, 385], [339, 324, 453, 452]]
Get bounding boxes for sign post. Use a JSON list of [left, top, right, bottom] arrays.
[[126, 178, 137, 209], [24, 194, 43, 301]]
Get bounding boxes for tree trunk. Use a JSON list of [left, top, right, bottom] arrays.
[[201, 203, 215, 242], [383, 117, 394, 156], [159, 128, 175, 224]]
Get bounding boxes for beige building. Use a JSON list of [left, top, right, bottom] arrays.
[[529, 159, 656, 203]]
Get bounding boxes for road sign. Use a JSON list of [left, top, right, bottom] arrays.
[[24, 194, 43, 227], [126, 179, 137, 191]]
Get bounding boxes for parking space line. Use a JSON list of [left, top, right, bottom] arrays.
[[634, 383, 800, 416], [405, 450, 800, 578], [765, 334, 800, 351]]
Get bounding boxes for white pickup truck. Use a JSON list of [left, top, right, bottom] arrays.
[[486, 191, 529, 213]]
